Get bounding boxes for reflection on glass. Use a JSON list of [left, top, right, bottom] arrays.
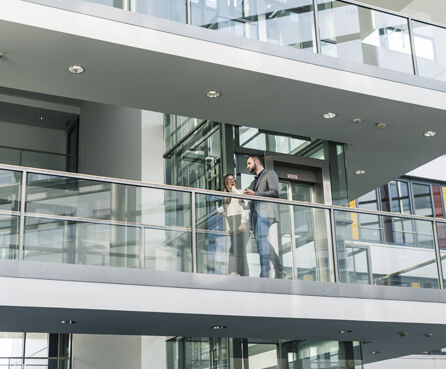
[[191, 0, 315, 51], [0, 332, 24, 366], [336, 210, 439, 288], [412, 21, 446, 81], [0, 170, 21, 211], [318, 0, 413, 73], [437, 223, 446, 287], [24, 333, 48, 357], [164, 114, 203, 152], [238, 127, 311, 156], [0, 215, 19, 260], [354, 190, 381, 242], [26, 173, 191, 228], [145, 228, 192, 272], [24, 217, 140, 268], [279, 182, 334, 282], [133, 0, 187, 22], [412, 183, 433, 217]]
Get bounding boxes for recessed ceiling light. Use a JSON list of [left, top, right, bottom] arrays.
[[0, 52, 3, 58], [339, 329, 352, 334], [323, 112, 336, 119], [68, 65, 85, 74], [211, 325, 226, 330], [397, 332, 408, 337], [424, 333, 433, 338], [424, 130, 436, 137], [60, 320, 77, 324], [376, 122, 387, 129], [355, 169, 366, 175], [353, 118, 362, 124], [38, 116, 45, 121], [206, 90, 221, 98], [371, 351, 380, 355]]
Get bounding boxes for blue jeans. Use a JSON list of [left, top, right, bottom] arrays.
[[252, 212, 282, 278]]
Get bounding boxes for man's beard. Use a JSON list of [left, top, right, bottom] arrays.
[[249, 164, 256, 174]]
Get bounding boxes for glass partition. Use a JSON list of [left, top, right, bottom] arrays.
[[336, 210, 439, 288], [191, 0, 316, 52], [317, 0, 413, 73], [0, 215, 19, 260], [0, 169, 21, 212], [133, 0, 187, 22], [412, 21, 446, 81], [436, 222, 446, 288]]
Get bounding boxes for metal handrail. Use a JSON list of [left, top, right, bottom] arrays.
[[1, 163, 445, 224]]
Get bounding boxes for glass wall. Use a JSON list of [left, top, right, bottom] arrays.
[[167, 337, 363, 369]]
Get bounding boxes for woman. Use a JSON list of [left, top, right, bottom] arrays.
[[221, 174, 250, 276]]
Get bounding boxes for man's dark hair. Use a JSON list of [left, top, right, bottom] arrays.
[[248, 155, 264, 167]]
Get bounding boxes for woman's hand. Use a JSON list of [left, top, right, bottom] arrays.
[[239, 223, 246, 231]]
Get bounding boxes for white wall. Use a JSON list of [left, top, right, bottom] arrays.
[[141, 110, 164, 184], [72, 334, 141, 369], [0, 120, 66, 153], [406, 155, 446, 182], [78, 102, 142, 181], [141, 336, 167, 369]]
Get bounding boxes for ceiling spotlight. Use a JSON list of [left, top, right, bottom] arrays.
[[0, 52, 3, 58], [338, 329, 352, 334], [355, 169, 366, 175], [371, 351, 381, 355], [376, 122, 387, 129], [38, 116, 45, 121], [206, 90, 221, 98], [397, 332, 408, 337], [425, 333, 433, 338], [353, 118, 362, 124], [68, 65, 85, 74], [60, 320, 77, 324], [323, 112, 336, 119], [211, 325, 226, 330], [424, 130, 436, 137]]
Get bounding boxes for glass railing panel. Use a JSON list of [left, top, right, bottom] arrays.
[[0, 215, 19, 260], [287, 204, 334, 282], [412, 21, 446, 81], [191, 0, 316, 52], [22, 358, 71, 369], [335, 210, 439, 288], [0, 169, 21, 212], [144, 227, 192, 272], [317, 0, 414, 74], [25, 173, 191, 227], [23, 217, 141, 267], [132, 0, 187, 23], [436, 222, 446, 287]]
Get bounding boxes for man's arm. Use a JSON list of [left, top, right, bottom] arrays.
[[255, 171, 279, 198]]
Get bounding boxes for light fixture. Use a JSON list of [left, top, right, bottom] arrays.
[[371, 351, 380, 355], [397, 332, 408, 337], [424, 333, 433, 338], [60, 320, 77, 324], [211, 325, 226, 330], [338, 329, 352, 334], [206, 90, 221, 98], [38, 116, 45, 121], [424, 130, 436, 137], [0, 52, 3, 58], [376, 122, 387, 129], [355, 169, 366, 175], [68, 65, 85, 74], [323, 112, 336, 119], [353, 118, 362, 124]]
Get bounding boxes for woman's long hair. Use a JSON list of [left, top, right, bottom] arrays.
[[223, 174, 237, 205]]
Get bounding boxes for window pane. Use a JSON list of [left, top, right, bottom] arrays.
[[413, 183, 433, 217]]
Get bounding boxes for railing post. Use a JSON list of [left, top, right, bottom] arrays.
[[312, 0, 322, 54], [18, 171, 27, 260], [407, 18, 419, 75], [191, 192, 197, 273], [186, 0, 192, 25], [329, 208, 339, 282], [432, 220, 444, 289], [140, 225, 145, 269]]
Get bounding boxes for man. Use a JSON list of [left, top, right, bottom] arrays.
[[244, 156, 286, 279]]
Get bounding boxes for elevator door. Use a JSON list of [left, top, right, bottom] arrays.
[[278, 181, 317, 280]]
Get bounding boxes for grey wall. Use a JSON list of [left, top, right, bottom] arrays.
[[0, 120, 66, 153], [141, 110, 164, 184], [72, 334, 142, 369], [79, 102, 142, 180]]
